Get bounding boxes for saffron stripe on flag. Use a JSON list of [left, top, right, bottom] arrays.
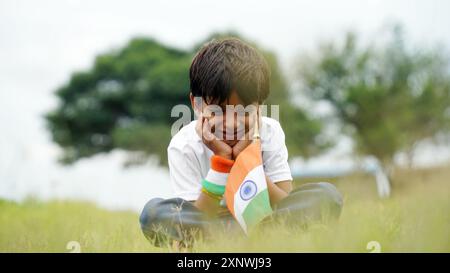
[[225, 140, 262, 216]]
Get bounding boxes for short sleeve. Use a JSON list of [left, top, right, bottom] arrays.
[[167, 144, 203, 201], [261, 120, 293, 183]]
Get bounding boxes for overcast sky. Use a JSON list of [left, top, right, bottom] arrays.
[[1, 0, 450, 211]]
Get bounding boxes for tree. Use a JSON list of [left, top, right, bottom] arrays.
[[46, 34, 326, 166], [46, 37, 191, 165], [297, 25, 450, 173]]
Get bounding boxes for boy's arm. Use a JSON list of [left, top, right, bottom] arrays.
[[194, 189, 223, 216], [194, 117, 234, 215], [266, 178, 292, 208]]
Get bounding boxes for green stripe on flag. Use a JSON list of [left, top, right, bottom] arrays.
[[241, 189, 272, 230]]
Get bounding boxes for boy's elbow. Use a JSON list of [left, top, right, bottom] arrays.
[[276, 180, 293, 194]]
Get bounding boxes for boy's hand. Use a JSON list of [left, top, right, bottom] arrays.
[[196, 116, 233, 160], [232, 138, 252, 159]]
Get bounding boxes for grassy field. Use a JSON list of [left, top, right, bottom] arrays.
[[1, 165, 449, 252]]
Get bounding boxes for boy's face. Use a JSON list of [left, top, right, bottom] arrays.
[[191, 91, 259, 147]]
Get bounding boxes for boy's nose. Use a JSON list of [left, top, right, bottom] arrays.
[[223, 119, 246, 139]]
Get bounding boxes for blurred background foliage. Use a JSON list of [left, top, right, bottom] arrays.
[[297, 25, 450, 174], [46, 25, 449, 170]]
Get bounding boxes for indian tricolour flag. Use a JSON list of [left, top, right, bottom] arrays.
[[224, 139, 272, 234]]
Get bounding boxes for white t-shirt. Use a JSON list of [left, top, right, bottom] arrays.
[[167, 117, 293, 201]]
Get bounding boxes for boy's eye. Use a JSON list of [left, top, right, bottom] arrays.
[[203, 111, 223, 118]]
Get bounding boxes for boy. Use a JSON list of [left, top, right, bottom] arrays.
[[140, 38, 343, 248]]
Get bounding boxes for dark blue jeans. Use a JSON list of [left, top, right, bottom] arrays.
[[139, 182, 343, 247]]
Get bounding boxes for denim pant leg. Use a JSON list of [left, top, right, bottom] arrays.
[[139, 197, 210, 247], [140, 197, 244, 247], [272, 182, 343, 227], [140, 182, 343, 246]]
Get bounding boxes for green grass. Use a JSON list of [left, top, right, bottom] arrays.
[[1, 165, 449, 252]]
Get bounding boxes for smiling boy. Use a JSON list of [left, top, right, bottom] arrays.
[[139, 38, 343, 248]]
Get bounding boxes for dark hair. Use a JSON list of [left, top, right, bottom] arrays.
[[189, 38, 270, 105]]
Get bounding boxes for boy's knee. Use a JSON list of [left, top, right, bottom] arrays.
[[139, 197, 189, 230], [275, 182, 343, 224], [139, 197, 206, 247], [139, 197, 186, 246], [315, 182, 343, 216], [139, 197, 164, 229]]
